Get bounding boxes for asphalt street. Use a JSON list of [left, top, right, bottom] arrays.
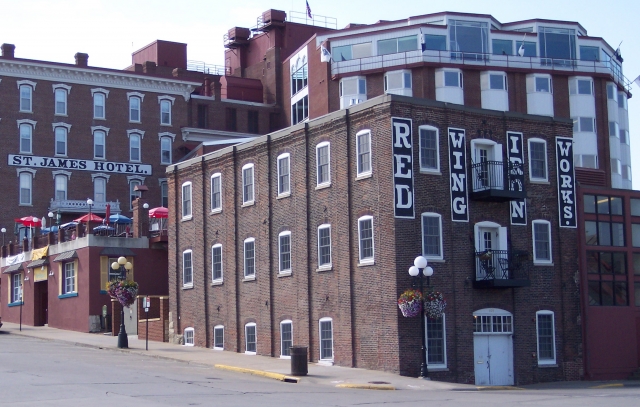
[[1, 333, 639, 406]]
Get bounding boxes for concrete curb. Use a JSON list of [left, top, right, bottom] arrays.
[[476, 386, 525, 391], [335, 383, 396, 390], [214, 364, 300, 383]]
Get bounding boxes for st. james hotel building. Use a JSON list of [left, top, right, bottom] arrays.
[[167, 94, 582, 385]]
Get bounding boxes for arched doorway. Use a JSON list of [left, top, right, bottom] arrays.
[[473, 308, 514, 385]]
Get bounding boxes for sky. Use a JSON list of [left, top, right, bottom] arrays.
[[1, 0, 639, 186]]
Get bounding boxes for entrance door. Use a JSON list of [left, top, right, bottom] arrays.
[[33, 281, 48, 326], [473, 309, 514, 386]]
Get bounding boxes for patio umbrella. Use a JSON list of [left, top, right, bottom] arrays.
[[41, 226, 59, 234], [16, 216, 42, 227], [109, 214, 132, 224], [74, 213, 104, 223], [149, 207, 168, 219], [93, 225, 115, 232], [105, 203, 111, 226], [60, 221, 78, 230]]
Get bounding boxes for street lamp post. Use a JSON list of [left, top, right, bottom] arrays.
[[1, 227, 6, 247], [111, 256, 133, 349], [408, 255, 434, 379], [48, 210, 61, 227], [86, 198, 94, 236]]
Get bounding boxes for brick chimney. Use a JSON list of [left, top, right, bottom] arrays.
[[132, 197, 149, 238], [1, 43, 15, 58], [75, 52, 89, 67], [143, 61, 156, 74]]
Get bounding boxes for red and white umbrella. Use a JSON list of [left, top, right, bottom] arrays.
[[149, 207, 168, 219], [16, 216, 42, 227], [74, 213, 104, 223]]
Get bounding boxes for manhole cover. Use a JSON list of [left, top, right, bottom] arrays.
[[368, 381, 390, 384]]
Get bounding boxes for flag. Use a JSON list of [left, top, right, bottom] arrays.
[[320, 45, 331, 62], [634, 75, 640, 89], [306, 1, 312, 19]]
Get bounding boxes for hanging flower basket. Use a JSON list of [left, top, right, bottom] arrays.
[[477, 250, 492, 261], [106, 280, 139, 308], [397, 289, 423, 318], [424, 291, 447, 319]]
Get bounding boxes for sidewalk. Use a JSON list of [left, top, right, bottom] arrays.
[[0, 322, 458, 391]]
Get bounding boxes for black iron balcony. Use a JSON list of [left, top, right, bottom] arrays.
[[473, 249, 530, 288], [470, 161, 526, 202]]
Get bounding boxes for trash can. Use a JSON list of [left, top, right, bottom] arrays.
[[290, 346, 308, 376]]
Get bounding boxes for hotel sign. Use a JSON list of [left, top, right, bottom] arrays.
[[8, 155, 152, 175], [392, 117, 415, 219], [448, 128, 468, 222], [556, 137, 576, 228]]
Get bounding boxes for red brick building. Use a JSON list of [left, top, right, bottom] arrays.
[[168, 95, 582, 385]]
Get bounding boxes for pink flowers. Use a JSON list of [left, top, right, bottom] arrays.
[[107, 280, 139, 308]]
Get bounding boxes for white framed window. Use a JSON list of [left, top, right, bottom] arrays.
[[210, 173, 222, 212], [63, 262, 76, 294], [291, 95, 309, 125], [160, 136, 172, 165], [182, 250, 193, 287], [534, 76, 552, 93], [444, 70, 463, 88], [575, 154, 598, 169], [159, 98, 173, 125], [569, 78, 593, 96], [11, 273, 23, 303], [213, 325, 224, 350], [182, 181, 192, 219], [245, 322, 257, 354], [426, 314, 447, 368], [610, 158, 621, 175], [277, 153, 290, 196], [318, 224, 332, 269], [339, 76, 367, 109], [488, 73, 507, 90], [54, 126, 68, 156], [18, 121, 35, 154], [280, 320, 293, 358], [319, 318, 334, 362], [242, 164, 254, 204], [291, 56, 308, 96], [358, 216, 374, 264], [419, 126, 440, 173], [536, 311, 556, 365], [212, 244, 223, 282], [160, 180, 169, 208], [18, 81, 35, 112], [93, 176, 107, 203], [384, 69, 412, 96], [573, 117, 595, 133], [356, 130, 372, 177], [244, 238, 256, 278], [18, 170, 34, 206], [606, 83, 618, 102], [316, 142, 331, 187], [54, 173, 68, 201], [53, 85, 69, 116], [528, 138, 548, 182], [128, 93, 144, 123], [532, 220, 552, 264], [421, 213, 443, 260], [184, 327, 194, 346], [93, 91, 107, 119], [279, 231, 292, 273], [129, 133, 141, 162], [93, 128, 107, 160], [128, 179, 141, 210]]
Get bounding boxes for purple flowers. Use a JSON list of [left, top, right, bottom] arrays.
[[107, 280, 139, 308]]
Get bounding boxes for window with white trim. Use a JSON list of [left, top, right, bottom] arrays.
[[160, 136, 172, 164], [211, 173, 222, 212], [318, 224, 332, 269], [19, 83, 34, 112], [279, 231, 292, 273], [129, 96, 141, 122], [319, 318, 334, 361], [280, 320, 293, 358], [358, 216, 374, 263], [213, 325, 224, 350], [184, 327, 194, 346], [54, 174, 68, 201], [339, 76, 366, 109], [245, 323, 257, 354], [63, 262, 76, 294], [489, 73, 507, 90], [291, 95, 309, 125], [528, 139, 548, 181], [93, 92, 106, 119], [244, 238, 255, 278], [356, 130, 372, 176], [182, 182, 192, 219], [19, 171, 33, 205], [316, 142, 331, 186], [277, 154, 290, 196], [569, 78, 593, 95], [419, 126, 439, 172], [129, 133, 141, 162], [94, 176, 107, 203], [532, 220, 552, 264], [93, 129, 106, 160], [212, 244, 223, 282], [426, 314, 447, 368], [573, 117, 595, 133], [160, 180, 168, 208], [242, 164, 254, 204], [534, 76, 552, 93], [54, 87, 68, 115], [54, 126, 67, 156], [536, 311, 556, 365], [421, 213, 443, 260], [291, 57, 308, 96], [19, 122, 33, 154], [129, 179, 142, 210], [182, 250, 193, 287], [160, 99, 172, 125], [444, 70, 463, 88], [11, 273, 23, 303], [384, 70, 412, 96]]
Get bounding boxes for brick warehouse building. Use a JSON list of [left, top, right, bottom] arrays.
[[167, 94, 582, 385]]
